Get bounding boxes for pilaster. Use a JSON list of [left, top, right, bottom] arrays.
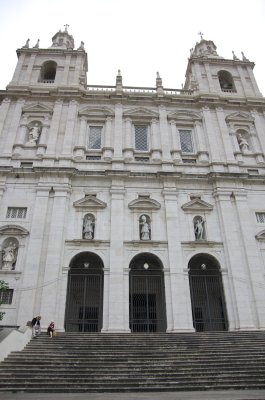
[[46, 100, 63, 156]]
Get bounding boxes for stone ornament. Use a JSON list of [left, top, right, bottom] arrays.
[[27, 123, 42, 145], [237, 134, 250, 153], [139, 215, 151, 241], [83, 214, 95, 240], [194, 216, 206, 240], [2, 241, 18, 270]]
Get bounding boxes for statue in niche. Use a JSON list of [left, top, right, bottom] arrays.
[[194, 216, 205, 240], [140, 215, 151, 241], [2, 242, 18, 270], [27, 123, 41, 145], [83, 214, 95, 240], [237, 134, 249, 153]]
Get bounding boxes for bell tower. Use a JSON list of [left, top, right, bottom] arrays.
[[7, 26, 88, 90], [184, 35, 262, 97]]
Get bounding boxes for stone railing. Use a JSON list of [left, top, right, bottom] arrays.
[[86, 85, 194, 96]]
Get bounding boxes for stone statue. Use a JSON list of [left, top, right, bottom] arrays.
[[2, 242, 17, 270], [140, 215, 151, 241], [28, 123, 41, 145], [83, 215, 94, 240], [237, 134, 249, 153], [194, 217, 205, 240]]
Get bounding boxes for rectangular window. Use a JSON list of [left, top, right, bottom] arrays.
[[135, 125, 148, 151], [88, 126, 102, 149], [256, 212, 265, 223], [6, 207, 27, 219], [0, 289, 13, 304], [20, 162, 33, 168], [179, 129, 194, 153]]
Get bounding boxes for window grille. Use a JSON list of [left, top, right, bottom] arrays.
[[88, 126, 102, 149], [6, 207, 27, 219], [86, 156, 101, 161], [20, 162, 33, 168], [0, 289, 13, 304], [135, 157, 150, 162], [256, 212, 265, 223], [182, 158, 197, 164], [179, 130, 194, 153], [135, 125, 148, 151]]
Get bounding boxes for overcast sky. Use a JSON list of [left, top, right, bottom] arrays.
[[0, 0, 264, 95]]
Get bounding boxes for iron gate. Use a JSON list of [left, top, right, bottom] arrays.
[[129, 272, 166, 332], [65, 270, 103, 332], [189, 274, 228, 332]]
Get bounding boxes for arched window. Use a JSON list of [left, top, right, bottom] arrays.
[[218, 70, 236, 93], [39, 61, 57, 83]]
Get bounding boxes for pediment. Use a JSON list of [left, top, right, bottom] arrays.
[[181, 199, 213, 212], [128, 197, 161, 210], [0, 225, 29, 236], [73, 195, 107, 209], [255, 230, 265, 241], [123, 107, 159, 119], [79, 106, 114, 118], [226, 112, 254, 123], [167, 110, 202, 122], [22, 103, 53, 115]]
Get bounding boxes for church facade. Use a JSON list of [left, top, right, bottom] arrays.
[[0, 28, 265, 333]]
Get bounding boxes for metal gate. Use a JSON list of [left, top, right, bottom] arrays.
[[129, 271, 166, 332], [65, 269, 103, 332], [189, 274, 228, 332]]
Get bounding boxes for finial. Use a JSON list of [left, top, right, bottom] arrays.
[[64, 24, 69, 32], [33, 39, 40, 49], [241, 51, 249, 61], [77, 41, 85, 50], [198, 32, 204, 41], [156, 72, 160, 79], [22, 39, 30, 48], [232, 51, 239, 60], [117, 69, 121, 76], [190, 48, 194, 56]]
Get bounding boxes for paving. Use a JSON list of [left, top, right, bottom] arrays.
[[0, 390, 265, 400]]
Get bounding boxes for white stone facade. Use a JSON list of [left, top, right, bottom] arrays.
[[0, 29, 265, 333]]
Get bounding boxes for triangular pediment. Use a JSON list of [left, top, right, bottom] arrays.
[[255, 230, 265, 241], [79, 106, 114, 118], [123, 107, 159, 119], [168, 110, 202, 122], [0, 225, 29, 236], [73, 195, 107, 209], [128, 197, 161, 210], [22, 103, 53, 114], [181, 198, 213, 212], [226, 112, 254, 123]]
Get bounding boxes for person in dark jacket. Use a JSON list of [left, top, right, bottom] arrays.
[[31, 315, 41, 337]]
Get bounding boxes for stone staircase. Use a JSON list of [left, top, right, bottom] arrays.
[[1, 331, 265, 392]]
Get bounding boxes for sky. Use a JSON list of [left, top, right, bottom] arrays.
[[0, 0, 265, 95]]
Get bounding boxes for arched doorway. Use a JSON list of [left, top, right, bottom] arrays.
[[188, 253, 228, 332], [65, 252, 104, 332], [129, 253, 167, 332]]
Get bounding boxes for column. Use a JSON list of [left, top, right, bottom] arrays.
[[169, 120, 181, 163], [194, 120, 209, 164], [113, 103, 123, 160], [61, 54, 72, 86], [101, 268, 110, 331], [103, 117, 114, 161], [46, 100, 63, 156], [163, 188, 194, 332], [151, 118, 162, 161], [104, 183, 130, 332], [16, 187, 50, 326], [3, 99, 25, 156], [123, 118, 134, 161], [215, 107, 237, 165], [204, 63, 215, 92], [61, 100, 78, 157], [13, 116, 28, 156], [213, 189, 256, 330], [233, 191, 265, 328], [252, 110, 265, 160], [36, 116, 50, 157], [73, 116, 87, 160], [0, 98, 11, 140], [40, 186, 71, 329], [202, 106, 222, 164], [159, 105, 171, 163], [24, 53, 36, 85], [9, 53, 26, 86]]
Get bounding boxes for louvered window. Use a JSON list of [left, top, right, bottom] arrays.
[[6, 207, 27, 219], [135, 125, 148, 151], [179, 130, 194, 153], [88, 126, 102, 149]]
